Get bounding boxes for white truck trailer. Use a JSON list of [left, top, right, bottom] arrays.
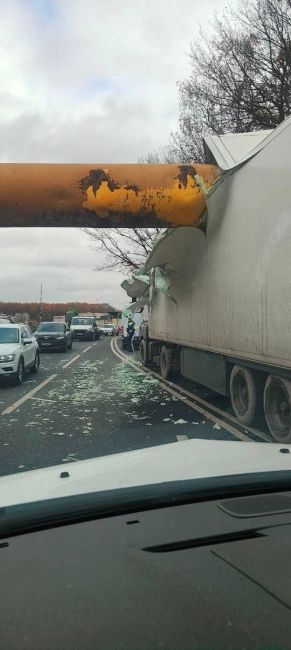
[[128, 117, 291, 443]]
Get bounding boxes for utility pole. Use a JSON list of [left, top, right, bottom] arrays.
[[40, 283, 43, 322]]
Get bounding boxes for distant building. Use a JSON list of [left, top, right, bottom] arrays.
[[96, 311, 122, 328]]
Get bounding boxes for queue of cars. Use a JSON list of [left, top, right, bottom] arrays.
[[0, 319, 120, 386]]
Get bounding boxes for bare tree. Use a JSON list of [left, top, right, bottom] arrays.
[[84, 228, 161, 274], [86, 0, 291, 272], [138, 148, 176, 164], [138, 151, 162, 164], [168, 0, 291, 162]]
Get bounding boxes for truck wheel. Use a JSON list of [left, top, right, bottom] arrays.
[[264, 375, 291, 442], [230, 365, 263, 426], [140, 339, 149, 367], [160, 346, 172, 380]]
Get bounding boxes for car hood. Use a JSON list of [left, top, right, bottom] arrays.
[[1, 438, 291, 507], [0, 343, 19, 355]]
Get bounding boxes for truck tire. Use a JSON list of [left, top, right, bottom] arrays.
[[264, 375, 291, 442], [140, 339, 149, 367], [160, 346, 172, 380], [230, 365, 263, 426]]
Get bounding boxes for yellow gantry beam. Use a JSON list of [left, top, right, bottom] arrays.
[[0, 163, 220, 227]]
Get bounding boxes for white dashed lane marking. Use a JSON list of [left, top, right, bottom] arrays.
[[81, 346, 92, 354], [2, 374, 57, 415], [61, 355, 81, 369]]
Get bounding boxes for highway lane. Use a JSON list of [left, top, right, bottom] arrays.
[[0, 339, 87, 412], [0, 336, 265, 477]]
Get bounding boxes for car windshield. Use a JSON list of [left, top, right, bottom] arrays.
[[71, 318, 93, 325], [37, 323, 64, 332], [0, 328, 19, 344]]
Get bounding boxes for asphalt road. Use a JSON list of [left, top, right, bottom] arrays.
[[0, 336, 263, 477]]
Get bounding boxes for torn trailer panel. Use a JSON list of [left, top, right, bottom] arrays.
[[121, 115, 291, 442]]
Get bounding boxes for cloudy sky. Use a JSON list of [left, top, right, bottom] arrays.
[[0, 0, 226, 308]]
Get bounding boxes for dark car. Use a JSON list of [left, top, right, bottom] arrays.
[[34, 322, 73, 352]]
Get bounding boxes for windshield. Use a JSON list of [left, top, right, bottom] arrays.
[[37, 323, 64, 332], [0, 2, 290, 509], [0, 328, 19, 344], [71, 318, 93, 325]]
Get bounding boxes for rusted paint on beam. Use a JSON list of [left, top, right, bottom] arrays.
[[0, 163, 220, 227]]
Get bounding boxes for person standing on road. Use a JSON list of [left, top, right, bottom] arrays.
[[127, 318, 135, 349]]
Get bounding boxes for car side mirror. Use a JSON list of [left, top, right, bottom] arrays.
[[23, 338, 33, 345]]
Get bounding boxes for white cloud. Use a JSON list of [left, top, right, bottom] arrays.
[[0, 229, 126, 308], [0, 0, 227, 162]]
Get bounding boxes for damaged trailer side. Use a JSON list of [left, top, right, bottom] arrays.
[[122, 116, 291, 443]]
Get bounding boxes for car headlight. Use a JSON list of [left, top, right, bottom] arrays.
[[0, 354, 15, 362], [56, 336, 65, 340]]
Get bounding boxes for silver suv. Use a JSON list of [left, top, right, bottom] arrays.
[[0, 324, 40, 385]]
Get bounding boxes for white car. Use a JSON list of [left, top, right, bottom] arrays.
[[100, 325, 115, 336], [70, 317, 99, 341], [0, 323, 40, 385]]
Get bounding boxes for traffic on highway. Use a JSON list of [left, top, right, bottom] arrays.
[[0, 314, 274, 478]]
